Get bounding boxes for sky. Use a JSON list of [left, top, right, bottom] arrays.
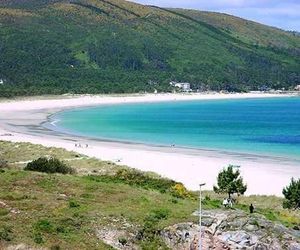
[[128, 0, 300, 31]]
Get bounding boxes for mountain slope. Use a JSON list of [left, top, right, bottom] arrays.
[[0, 0, 299, 97]]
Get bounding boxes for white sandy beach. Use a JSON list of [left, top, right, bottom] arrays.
[[0, 93, 299, 196]]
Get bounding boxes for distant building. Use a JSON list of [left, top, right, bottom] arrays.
[[295, 85, 300, 91], [170, 81, 191, 92], [259, 85, 270, 92], [0, 79, 3, 85], [148, 80, 158, 86]]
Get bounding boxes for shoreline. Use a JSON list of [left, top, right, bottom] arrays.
[[0, 93, 299, 196]]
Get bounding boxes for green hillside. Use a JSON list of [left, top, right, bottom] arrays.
[[0, 0, 299, 97]]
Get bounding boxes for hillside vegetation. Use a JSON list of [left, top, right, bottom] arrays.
[[0, 0, 299, 97]]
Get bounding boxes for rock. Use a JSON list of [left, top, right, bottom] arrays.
[[268, 239, 282, 250], [201, 217, 215, 227], [227, 217, 248, 230], [96, 227, 138, 250], [0, 200, 21, 215], [161, 223, 199, 249], [5, 244, 46, 250], [219, 230, 258, 247], [254, 243, 269, 250], [0, 201, 7, 207], [244, 224, 258, 232], [290, 242, 300, 250], [57, 193, 68, 200], [274, 223, 291, 236], [161, 209, 300, 250]]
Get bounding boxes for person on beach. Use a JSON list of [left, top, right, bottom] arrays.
[[249, 204, 254, 213]]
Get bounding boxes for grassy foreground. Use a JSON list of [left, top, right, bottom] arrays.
[[0, 141, 299, 249]]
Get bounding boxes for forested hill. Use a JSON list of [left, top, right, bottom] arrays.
[[0, 0, 299, 97]]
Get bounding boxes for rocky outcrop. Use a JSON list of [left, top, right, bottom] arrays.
[[95, 215, 139, 250], [1, 244, 46, 250], [0, 200, 21, 215], [161, 209, 300, 250], [96, 228, 138, 250]]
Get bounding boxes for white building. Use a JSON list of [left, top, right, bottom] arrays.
[[0, 79, 4, 85], [294, 85, 300, 91], [170, 81, 191, 92]]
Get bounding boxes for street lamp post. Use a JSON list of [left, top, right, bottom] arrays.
[[199, 183, 206, 250]]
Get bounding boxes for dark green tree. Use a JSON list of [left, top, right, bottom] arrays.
[[213, 165, 247, 199], [282, 178, 300, 209]]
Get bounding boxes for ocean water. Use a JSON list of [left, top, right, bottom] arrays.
[[50, 97, 300, 159]]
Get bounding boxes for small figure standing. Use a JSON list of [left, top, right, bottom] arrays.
[[249, 203, 254, 214], [228, 198, 233, 208], [223, 198, 228, 208]]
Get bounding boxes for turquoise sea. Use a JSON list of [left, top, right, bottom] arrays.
[[50, 97, 300, 159]]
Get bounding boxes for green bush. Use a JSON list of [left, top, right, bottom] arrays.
[[0, 208, 9, 216], [69, 200, 80, 208], [33, 232, 44, 244], [137, 209, 170, 249], [118, 237, 127, 246], [89, 169, 190, 197], [115, 169, 177, 192], [0, 159, 8, 169], [151, 208, 170, 220], [0, 226, 13, 241], [24, 157, 75, 174], [35, 219, 54, 233], [283, 178, 300, 209]]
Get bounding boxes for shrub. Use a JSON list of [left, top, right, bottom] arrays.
[[0, 208, 9, 216], [89, 168, 191, 198], [138, 209, 170, 238], [24, 157, 75, 174], [69, 200, 80, 208], [0, 226, 13, 241], [283, 178, 300, 209], [137, 209, 170, 248], [170, 183, 190, 198], [204, 195, 211, 201], [115, 169, 176, 193], [118, 237, 127, 246], [35, 219, 54, 233], [33, 232, 43, 244], [151, 208, 170, 220], [0, 159, 8, 169]]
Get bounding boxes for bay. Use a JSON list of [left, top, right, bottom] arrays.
[[51, 97, 300, 159]]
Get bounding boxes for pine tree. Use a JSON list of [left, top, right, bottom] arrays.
[[282, 178, 300, 209], [213, 165, 247, 199]]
